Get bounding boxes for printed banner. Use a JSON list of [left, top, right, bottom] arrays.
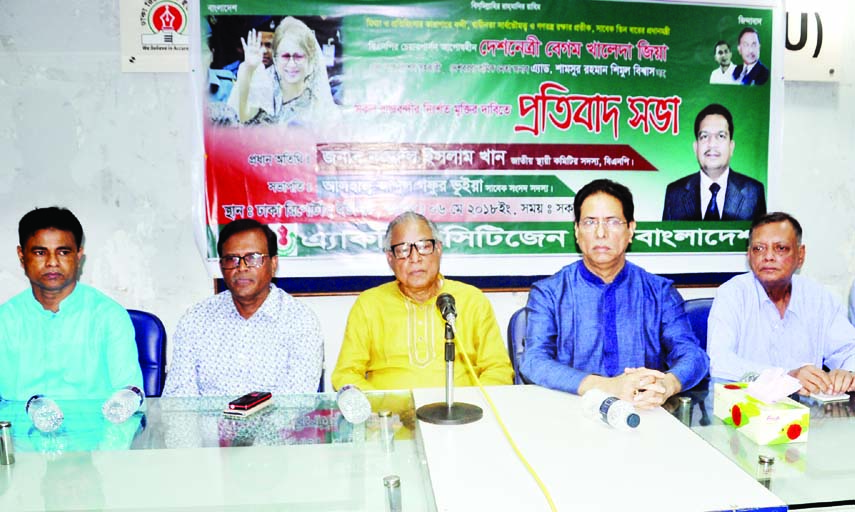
[[198, 0, 776, 277]]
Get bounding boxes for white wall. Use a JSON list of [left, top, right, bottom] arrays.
[[1, 2, 853, 391], [0, 2, 214, 332]]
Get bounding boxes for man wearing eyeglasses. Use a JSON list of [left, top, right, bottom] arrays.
[[331, 211, 513, 391], [708, 212, 855, 394], [662, 103, 766, 222], [521, 179, 709, 409], [163, 219, 323, 396]]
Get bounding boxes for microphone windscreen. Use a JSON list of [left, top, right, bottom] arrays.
[[436, 293, 456, 319]]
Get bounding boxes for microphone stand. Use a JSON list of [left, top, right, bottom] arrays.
[[416, 318, 483, 425]]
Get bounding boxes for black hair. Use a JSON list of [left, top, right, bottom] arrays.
[[694, 103, 734, 140], [18, 207, 84, 249], [573, 179, 634, 223], [749, 212, 803, 244], [714, 40, 730, 53], [217, 219, 278, 257], [738, 27, 759, 45]]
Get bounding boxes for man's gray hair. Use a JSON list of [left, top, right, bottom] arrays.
[[383, 211, 441, 250]]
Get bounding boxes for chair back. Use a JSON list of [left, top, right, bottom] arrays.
[[507, 307, 528, 384], [128, 309, 168, 397], [683, 298, 714, 351]]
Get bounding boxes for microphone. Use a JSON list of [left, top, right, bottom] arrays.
[[417, 291, 482, 425], [436, 293, 457, 324]]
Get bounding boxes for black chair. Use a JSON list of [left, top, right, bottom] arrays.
[[506, 307, 528, 385], [128, 309, 168, 397]]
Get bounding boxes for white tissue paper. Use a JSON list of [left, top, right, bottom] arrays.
[[746, 368, 803, 403]]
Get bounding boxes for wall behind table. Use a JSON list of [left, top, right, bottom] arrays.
[[0, 1, 214, 335], [1, 1, 854, 384]]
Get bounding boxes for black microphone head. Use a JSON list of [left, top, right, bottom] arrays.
[[436, 293, 456, 319]]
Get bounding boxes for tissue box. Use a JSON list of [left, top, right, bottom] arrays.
[[699, 425, 807, 477], [713, 383, 809, 445]]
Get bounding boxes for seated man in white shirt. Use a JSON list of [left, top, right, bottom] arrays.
[[707, 212, 855, 395], [163, 219, 323, 396]]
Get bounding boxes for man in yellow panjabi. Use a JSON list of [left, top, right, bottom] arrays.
[[332, 212, 513, 390]]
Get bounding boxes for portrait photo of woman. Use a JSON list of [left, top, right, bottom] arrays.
[[228, 16, 339, 127]]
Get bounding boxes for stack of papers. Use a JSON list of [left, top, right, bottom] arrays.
[[809, 392, 850, 403]]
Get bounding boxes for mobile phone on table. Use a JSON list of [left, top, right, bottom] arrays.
[[227, 391, 272, 410]]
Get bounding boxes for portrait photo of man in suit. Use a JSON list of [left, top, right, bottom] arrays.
[[662, 103, 766, 221], [732, 27, 769, 86]]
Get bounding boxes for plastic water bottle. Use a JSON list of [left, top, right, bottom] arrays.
[[581, 388, 640, 430], [102, 386, 145, 424], [26, 395, 64, 433], [336, 385, 371, 424]]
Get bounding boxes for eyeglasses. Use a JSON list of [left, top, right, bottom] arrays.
[[279, 52, 306, 63], [220, 252, 268, 269], [388, 239, 436, 260], [578, 218, 627, 232], [749, 244, 793, 257]]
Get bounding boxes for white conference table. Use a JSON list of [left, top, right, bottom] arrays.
[[682, 384, 855, 509], [413, 385, 786, 512], [0, 393, 435, 511], [0, 386, 793, 511]]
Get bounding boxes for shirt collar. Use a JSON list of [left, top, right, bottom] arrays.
[[227, 284, 278, 320], [25, 282, 82, 317], [700, 167, 730, 189], [578, 261, 629, 287], [395, 274, 445, 305], [751, 273, 800, 316]]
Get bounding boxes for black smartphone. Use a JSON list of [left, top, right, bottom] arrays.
[[228, 391, 272, 411]]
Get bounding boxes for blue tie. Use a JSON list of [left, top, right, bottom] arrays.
[[704, 183, 721, 220]]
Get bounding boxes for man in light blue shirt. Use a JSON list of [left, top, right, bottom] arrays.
[[708, 212, 855, 395], [522, 179, 709, 409], [0, 207, 143, 401]]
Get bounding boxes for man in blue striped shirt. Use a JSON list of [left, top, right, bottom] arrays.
[[521, 180, 709, 409]]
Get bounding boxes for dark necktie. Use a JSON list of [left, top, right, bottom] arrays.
[[704, 183, 721, 220]]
